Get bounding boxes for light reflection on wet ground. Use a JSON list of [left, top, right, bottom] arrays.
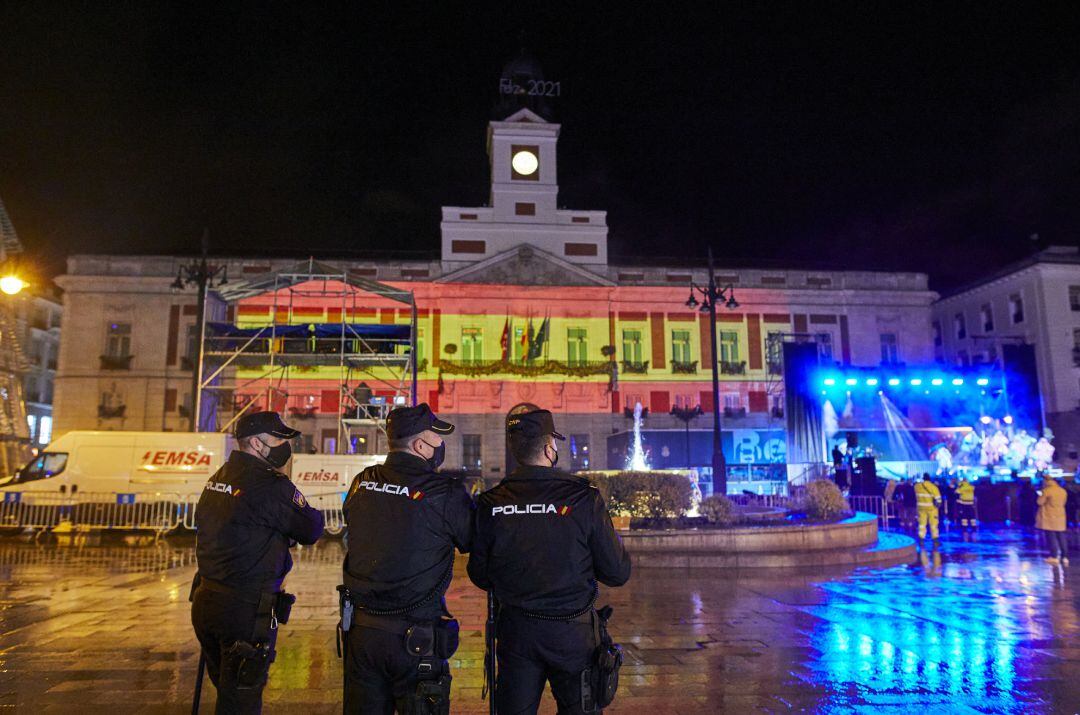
[[0, 527, 1077, 713]]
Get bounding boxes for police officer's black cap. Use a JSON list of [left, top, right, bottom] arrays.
[[387, 403, 455, 440], [506, 409, 566, 441], [235, 411, 301, 440]]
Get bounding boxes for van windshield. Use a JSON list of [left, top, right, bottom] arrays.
[[12, 453, 69, 485]]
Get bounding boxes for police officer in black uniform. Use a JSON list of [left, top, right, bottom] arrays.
[[339, 403, 474, 713], [191, 411, 325, 714], [468, 409, 631, 714]]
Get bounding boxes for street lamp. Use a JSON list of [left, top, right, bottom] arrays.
[[0, 275, 26, 296], [669, 404, 703, 469], [172, 231, 227, 431], [686, 246, 739, 496]]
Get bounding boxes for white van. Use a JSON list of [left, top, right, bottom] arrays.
[[289, 453, 385, 495], [0, 431, 233, 497]]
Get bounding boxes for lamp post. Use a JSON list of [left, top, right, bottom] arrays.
[[685, 247, 739, 496], [172, 232, 227, 431], [669, 404, 703, 469]]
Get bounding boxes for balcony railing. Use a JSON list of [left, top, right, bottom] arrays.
[[671, 360, 698, 374], [439, 359, 613, 377], [99, 354, 134, 370], [720, 360, 746, 375], [180, 355, 195, 371], [620, 360, 649, 374], [767, 361, 783, 376], [723, 406, 747, 418]]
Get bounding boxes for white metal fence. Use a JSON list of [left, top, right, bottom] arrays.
[[726, 491, 891, 528], [0, 490, 349, 536]]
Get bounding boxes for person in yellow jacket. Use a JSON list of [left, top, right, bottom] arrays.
[[1036, 476, 1069, 565], [956, 476, 977, 530], [915, 473, 942, 547]]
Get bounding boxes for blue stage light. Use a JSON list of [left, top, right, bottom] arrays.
[[887, 378, 901, 386], [931, 378, 943, 386], [976, 378, 990, 386], [845, 378, 857, 386], [823, 378, 836, 386], [952, 378, 964, 386], [910, 378, 923, 386], [866, 378, 879, 386]]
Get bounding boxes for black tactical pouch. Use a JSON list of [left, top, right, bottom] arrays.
[[403, 674, 452, 715], [220, 640, 273, 690], [434, 617, 459, 659], [274, 591, 296, 625], [581, 605, 623, 712]]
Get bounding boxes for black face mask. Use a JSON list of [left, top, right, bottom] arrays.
[[261, 439, 293, 469], [548, 445, 559, 469], [420, 439, 445, 470]]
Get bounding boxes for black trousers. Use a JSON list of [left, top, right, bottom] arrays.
[[191, 587, 278, 715], [1045, 530, 1069, 558], [343, 624, 448, 714], [495, 610, 596, 715]]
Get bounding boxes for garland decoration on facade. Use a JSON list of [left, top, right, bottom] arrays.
[[439, 359, 615, 379]]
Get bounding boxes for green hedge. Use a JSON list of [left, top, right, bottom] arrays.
[[798, 479, 849, 520], [580, 471, 693, 519]]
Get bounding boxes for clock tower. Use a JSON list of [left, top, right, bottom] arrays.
[[439, 56, 608, 277]]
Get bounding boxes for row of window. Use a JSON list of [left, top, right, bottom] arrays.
[[935, 294, 1025, 346], [461, 433, 591, 473]]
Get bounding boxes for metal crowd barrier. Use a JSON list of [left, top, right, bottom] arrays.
[[0, 489, 350, 536], [848, 495, 890, 527]]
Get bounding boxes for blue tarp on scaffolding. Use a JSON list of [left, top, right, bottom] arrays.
[[206, 322, 411, 339]]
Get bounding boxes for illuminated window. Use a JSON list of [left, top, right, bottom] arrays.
[[38, 416, 52, 444], [954, 313, 966, 340], [816, 333, 833, 361], [570, 434, 590, 471], [512, 326, 526, 362], [461, 328, 483, 364], [880, 333, 898, 364], [567, 328, 588, 367], [1009, 294, 1024, 323], [671, 330, 692, 364], [106, 322, 131, 357], [981, 304, 994, 332], [462, 434, 482, 473], [621, 329, 642, 364], [719, 331, 740, 363]]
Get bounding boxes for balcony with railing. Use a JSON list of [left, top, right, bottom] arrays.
[[719, 360, 746, 375], [620, 360, 649, 374], [671, 360, 698, 374], [439, 359, 613, 377], [99, 354, 134, 370]]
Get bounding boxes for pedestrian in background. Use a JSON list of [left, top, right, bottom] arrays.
[[1036, 476, 1069, 565]]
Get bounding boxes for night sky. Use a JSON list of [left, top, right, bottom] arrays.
[[2, 3, 1079, 289]]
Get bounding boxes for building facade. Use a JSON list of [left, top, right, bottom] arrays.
[[53, 104, 938, 490], [14, 290, 61, 447], [932, 245, 1080, 466]]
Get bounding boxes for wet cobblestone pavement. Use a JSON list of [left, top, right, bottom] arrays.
[[1, 527, 1078, 713]]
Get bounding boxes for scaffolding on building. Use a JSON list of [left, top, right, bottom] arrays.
[[196, 259, 418, 454], [0, 197, 32, 477]]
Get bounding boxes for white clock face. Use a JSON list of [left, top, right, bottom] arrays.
[[512, 150, 539, 176]]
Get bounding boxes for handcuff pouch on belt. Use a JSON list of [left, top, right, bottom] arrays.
[[580, 605, 622, 713]]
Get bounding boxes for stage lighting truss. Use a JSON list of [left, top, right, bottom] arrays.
[[817, 372, 996, 390]]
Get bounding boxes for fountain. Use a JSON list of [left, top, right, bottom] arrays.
[[627, 401, 650, 471]]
